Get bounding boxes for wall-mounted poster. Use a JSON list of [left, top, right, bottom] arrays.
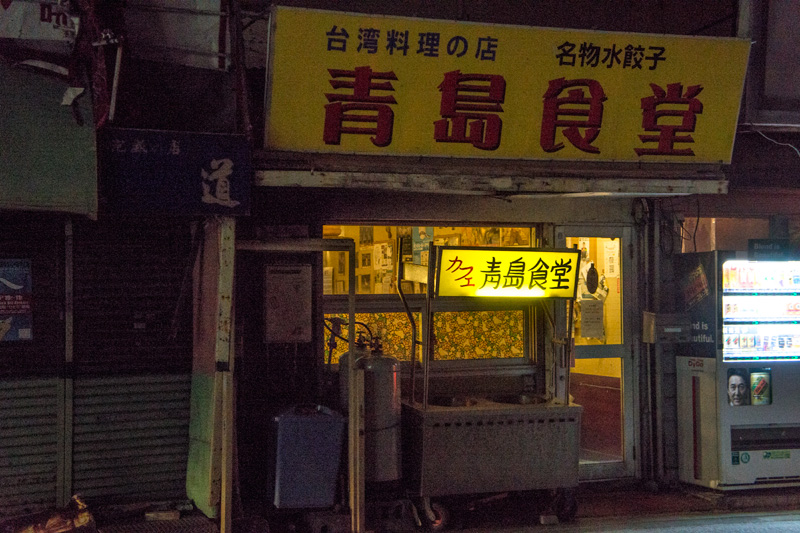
[[360, 274, 372, 293], [359, 226, 374, 245], [604, 240, 619, 277], [580, 299, 604, 338], [412, 227, 433, 265], [373, 243, 392, 271], [0, 259, 33, 341], [578, 238, 591, 259], [264, 265, 312, 343], [323, 267, 334, 295]]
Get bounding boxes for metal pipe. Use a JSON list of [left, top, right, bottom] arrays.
[[125, 43, 229, 60], [334, 239, 364, 533], [229, 0, 254, 142], [125, 4, 228, 16], [237, 238, 354, 252], [641, 201, 655, 482], [653, 201, 665, 481], [564, 298, 574, 405], [108, 44, 123, 122], [422, 243, 436, 410], [396, 237, 418, 404], [218, 217, 236, 533], [645, 204, 657, 482], [58, 218, 74, 507]]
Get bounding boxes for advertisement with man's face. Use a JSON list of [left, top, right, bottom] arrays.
[[727, 368, 750, 406]]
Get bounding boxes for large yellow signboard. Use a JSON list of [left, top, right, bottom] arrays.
[[266, 7, 750, 164], [436, 247, 580, 298]]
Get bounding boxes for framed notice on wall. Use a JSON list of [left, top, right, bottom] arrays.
[[264, 265, 312, 343]]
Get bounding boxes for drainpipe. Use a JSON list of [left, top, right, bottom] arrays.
[[228, 0, 253, 144], [640, 204, 653, 483], [58, 218, 74, 507], [652, 201, 665, 482]]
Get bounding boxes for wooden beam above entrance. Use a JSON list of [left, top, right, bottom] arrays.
[[255, 169, 727, 196], [253, 152, 728, 197]]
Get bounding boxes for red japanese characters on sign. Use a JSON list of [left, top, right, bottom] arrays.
[[323, 68, 704, 157], [434, 71, 506, 150], [541, 78, 607, 154], [266, 7, 751, 163], [635, 83, 704, 156], [324, 66, 398, 147]]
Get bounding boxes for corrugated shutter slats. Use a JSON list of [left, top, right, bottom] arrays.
[[72, 220, 193, 375], [70, 220, 195, 504], [71, 374, 191, 503], [0, 379, 60, 516]]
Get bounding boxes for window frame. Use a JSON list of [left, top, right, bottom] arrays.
[[322, 293, 538, 371]]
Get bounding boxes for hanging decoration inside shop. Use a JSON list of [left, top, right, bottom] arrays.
[[585, 263, 599, 294], [0, 259, 33, 342], [265, 6, 750, 164], [436, 247, 580, 298]]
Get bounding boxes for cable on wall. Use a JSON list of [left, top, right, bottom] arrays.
[[756, 130, 800, 159]]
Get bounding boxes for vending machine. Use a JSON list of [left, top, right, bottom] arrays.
[[676, 251, 800, 490]]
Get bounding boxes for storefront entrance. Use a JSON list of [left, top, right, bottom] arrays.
[[319, 223, 639, 483], [557, 226, 637, 481]]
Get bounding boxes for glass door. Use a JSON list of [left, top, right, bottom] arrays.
[[557, 226, 637, 480]]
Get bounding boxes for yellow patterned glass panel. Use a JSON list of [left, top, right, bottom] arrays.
[[325, 309, 524, 362]]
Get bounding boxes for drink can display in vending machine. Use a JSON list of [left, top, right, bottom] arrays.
[[751, 370, 772, 405]]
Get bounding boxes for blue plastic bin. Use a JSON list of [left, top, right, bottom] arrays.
[[273, 404, 345, 509]]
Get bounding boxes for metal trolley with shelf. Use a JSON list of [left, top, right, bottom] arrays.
[[396, 242, 583, 528]]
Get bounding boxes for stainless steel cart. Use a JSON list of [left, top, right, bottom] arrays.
[[397, 242, 583, 528]]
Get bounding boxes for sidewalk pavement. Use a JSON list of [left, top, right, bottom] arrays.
[[89, 481, 800, 532], [445, 481, 800, 531], [576, 481, 800, 519]]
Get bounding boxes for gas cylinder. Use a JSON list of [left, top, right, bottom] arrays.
[[339, 336, 402, 485], [338, 334, 371, 413], [361, 339, 402, 485]]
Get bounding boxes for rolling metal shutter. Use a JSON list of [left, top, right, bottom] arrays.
[[71, 374, 192, 503], [0, 218, 196, 511], [72, 219, 193, 375], [0, 378, 60, 516], [0, 217, 65, 516], [70, 219, 194, 505]]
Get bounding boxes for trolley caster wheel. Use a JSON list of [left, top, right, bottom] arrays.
[[553, 488, 578, 523], [421, 501, 449, 531]]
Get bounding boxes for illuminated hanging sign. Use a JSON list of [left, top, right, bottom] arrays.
[[265, 6, 750, 163], [436, 247, 580, 299]]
